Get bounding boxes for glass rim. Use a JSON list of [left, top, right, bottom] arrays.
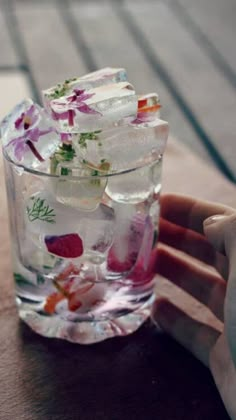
[[3, 148, 162, 180]]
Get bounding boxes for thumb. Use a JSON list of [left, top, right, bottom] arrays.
[[204, 213, 236, 367], [203, 213, 236, 258]]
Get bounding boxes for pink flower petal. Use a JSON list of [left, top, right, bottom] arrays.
[[73, 89, 85, 96], [27, 128, 40, 142], [15, 115, 24, 129], [60, 133, 72, 143], [76, 92, 95, 102], [27, 105, 39, 127], [77, 103, 101, 115], [14, 141, 26, 161], [52, 110, 69, 121], [68, 110, 74, 126], [131, 112, 154, 125], [33, 127, 54, 141]]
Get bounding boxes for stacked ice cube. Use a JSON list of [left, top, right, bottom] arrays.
[[1, 67, 168, 174]]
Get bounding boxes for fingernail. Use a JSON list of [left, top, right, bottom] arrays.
[[204, 214, 227, 227]]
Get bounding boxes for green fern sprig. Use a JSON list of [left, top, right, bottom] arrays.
[[27, 197, 56, 224]]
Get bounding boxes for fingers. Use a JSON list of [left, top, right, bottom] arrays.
[[204, 214, 236, 365], [155, 246, 226, 321], [161, 194, 233, 234], [152, 298, 220, 367], [159, 218, 228, 278]]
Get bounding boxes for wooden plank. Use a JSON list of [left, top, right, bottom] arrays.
[[125, 0, 236, 176], [0, 10, 19, 67], [13, 2, 87, 93], [69, 0, 212, 163], [176, 0, 236, 77]]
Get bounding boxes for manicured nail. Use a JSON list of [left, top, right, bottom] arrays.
[[204, 214, 227, 227]]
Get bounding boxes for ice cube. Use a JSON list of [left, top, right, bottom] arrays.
[[105, 165, 155, 204], [54, 161, 107, 211], [76, 202, 115, 255], [42, 67, 127, 108], [134, 93, 161, 123], [138, 93, 161, 115], [52, 277, 107, 314], [134, 215, 154, 272], [74, 117, 168, 173], [1, 99, 61, 169], [106, 157, 163, 205], [49, 142, 77, 175], [107, 208, 147, 274], [20, 241, 59, 276], [25, 191, 82, 237], [25, 191, 115, 258], [108, 204, 136, 266], [79, 67, 127, 84], [1, 101, 26, 139], [68, 282, 106, 313], [46, 82, 137, 133], [82, 216, 114, 255]]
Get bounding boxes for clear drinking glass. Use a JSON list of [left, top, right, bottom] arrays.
[[3, 147, 163, 344]]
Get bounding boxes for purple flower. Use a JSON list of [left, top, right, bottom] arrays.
[[60, 133, 72, 143], [7, 127, 53, 162], [52, 89, 101, 126], [70, 89, 101, 115], [69, 89, 94, 103], [14, 105, 39, 131]]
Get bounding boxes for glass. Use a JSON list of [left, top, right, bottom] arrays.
[[3, 149, 163, 344]]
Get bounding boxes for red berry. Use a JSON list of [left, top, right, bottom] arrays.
[[45, 233, 83, 258]]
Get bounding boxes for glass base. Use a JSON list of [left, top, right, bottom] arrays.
[[18, 295, 154, 344]]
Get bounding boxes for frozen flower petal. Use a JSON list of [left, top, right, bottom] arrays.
[[45, 82, 137, 133], [77, 103, 101, 115], [1, 99, 61, 169]]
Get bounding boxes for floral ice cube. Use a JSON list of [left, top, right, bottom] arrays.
[[25, 191, 115, 258], [45, 82, 137, 133], [107, 210, 153, 275], [42, 67, 127, 107], [1, 99, 61, 169], [74, 116, 168, 172], [25, 191, 79, 238], [0, 101, 26, 139], [136, 93, 161, 122], [138, 93, 160, 113], [79, 67, 127, 84]]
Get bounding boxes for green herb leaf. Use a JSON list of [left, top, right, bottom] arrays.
[[27, 197, 56, 224], [14, 273, 33, 286]]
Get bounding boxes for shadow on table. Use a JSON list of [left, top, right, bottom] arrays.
[[15, 319, 229, 420]]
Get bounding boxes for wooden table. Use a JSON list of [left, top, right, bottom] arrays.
[[0, 1, 236, 418]]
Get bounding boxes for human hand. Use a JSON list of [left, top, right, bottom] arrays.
[[152, 194, 236, 419]]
